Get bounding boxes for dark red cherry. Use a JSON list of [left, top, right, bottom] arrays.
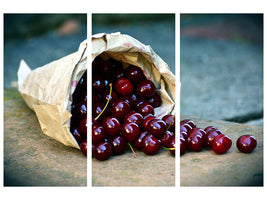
[[94, 141, 112, 161], [134, 99, 149, 110], [114, 77, 133, 96], [212, 134, 232, 154], [121, 122, 140, 142], [180, 119, 196, 129], [142, 115, 156, 131], [78, 117, 87, 135], [111, 100, 131, 121], [187, 130, 204, 152], [236, 135, 257, 153], [204, 126, 217, 134], [111, 136, 127, 155], [180, 123, 192, 134], [101, 90, 118, 105], [148, 93, 162, 108], [161, 130, 173, 147], [80, 140, 87, 157], [162, 115, 175, 132], [102, 116, 121, 137], [136, 80, 156, 99], [99, 60, 113, 76], [125, 65, 145, 83], [180, 137, 186, 155], [72, 128, 85, 145], [92, 125, 106, 145], [124, 111, 144, 127], [137, 104, 154, 117], [92, 102, 109, 120], [205, 129, 222, 148], [92, 118, 101, 130], [142, 134, 161, 155], [120, 96, 133, 107], [92, 75, 105, 92], [147, 119, 167, 139], [71, 102, 87, 119], [180, 131, 188, 141], [190, 128, 206, 138], [134, 131, 149, 150]]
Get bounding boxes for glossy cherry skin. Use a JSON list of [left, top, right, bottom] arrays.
[[204, 126, 217, 134], [148, 93, 162, 108], [80, 140, 87, 157], [236, 135, 257, 153], [212, 134, 232, 154], [94, 141, 112, 161], [180, 123, 192, 134], [79, 117, 87, 135], [180, 131, 188, 141], [162, 115, 175, 132], [180, 119, 196, 129], [121, 122, 140, 142], [111, 100, 131, 121], [147, 119, 167, 139], [142, 114, 156, 131], [124, 111, 144, 127], [92, 102, 109, 121], [134, 131, 149, 150], [114, 77, 133, 96], [137, 104, 154, 117], [125, 65, 145, 83], [111, 136, 127, 155], [92, 125, 105, 145], [180, 137, 186, 155], [136, 80, 156, 99], [101, 90, 118, 105], [205, 129, 222, 148], [71, 102, 87, 119], [92, 75, 105, 93], [187, 131, 204, 152], [102, 116, 121, 137], [142, 134, 161, 155], [161, 130, 173, 147], [72, 128, 86, 145]]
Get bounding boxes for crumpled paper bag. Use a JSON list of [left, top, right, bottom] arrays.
[[92, 32, 175, 118], [18, 40, 87, 149]]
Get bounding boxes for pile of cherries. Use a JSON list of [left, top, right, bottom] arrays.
[[180, 119, 257, 156], [92, 56, 175, 161], [70, 71, 87, 156]]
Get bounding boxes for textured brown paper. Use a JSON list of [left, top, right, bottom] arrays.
[[92, 32, 175, 118], [18, 40, 87, 149]]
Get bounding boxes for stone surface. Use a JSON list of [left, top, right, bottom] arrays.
[[180, 115, 263, 186], [4, 89, 86, 186], [92, 148, 175, 186]]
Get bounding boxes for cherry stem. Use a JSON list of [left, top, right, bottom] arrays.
[[163, 115, 175, 137], [95, 83, 112, 120], [128, 142, 137, 158], [161, 146, 175, 150]]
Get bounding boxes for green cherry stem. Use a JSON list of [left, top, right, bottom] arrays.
[[161, 146, 175, 151], [95, 83, 112, 120], [128, 142, 137, 158]]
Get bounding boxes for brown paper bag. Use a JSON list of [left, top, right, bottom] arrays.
[[18, 40, 87, 149], [92, 32, 175, 118]]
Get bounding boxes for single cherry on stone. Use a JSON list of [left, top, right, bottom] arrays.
[[236, 135, 257, 153], [212, 134, 232, 154], [94, 141, 112, 161]]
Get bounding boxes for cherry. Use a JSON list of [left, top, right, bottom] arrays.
[[142, 114, 156, 131], [162, 115, 175, 132], [142, 134, 161, 155], [78, 117, 87, 135], [99, 60, 114, 76], [134, 99, 150, 110], [94, 141, 112, 161], [136, 80, 156, 99], [187, 129, 205, 152], [121, 122, 140, 142], [111, 100, 131, 121], [161, 130, 173, 147], [92, 125, 106, 145], [212, 134, 232, 154], [180, 119, 196, 129], [114, 77, 133, 96], [205, 129, 222, 148], [134, 131, 149, 150], [137, 104, 154, 117], [120, 96, 133, 107], [125, 65, 145, 83], [236, 135, 257, 153], [111, 136, 127, 155], [101, 90, 118, 105], [180, 123, 192, 134], [80, 140, 87, 157], [92, 102, 109, 121], [72, 128, 85, 145], [102, 116, 121, 137], [180, 131, 188, 141], [92, 75, 105, 92], [148, 93, 162, 108], [147, 119, 167, 139], [71, 102, 87, 119], [124, 111, 144, 127], [180, 137, 186, 155], [204, 126, 217, 134]]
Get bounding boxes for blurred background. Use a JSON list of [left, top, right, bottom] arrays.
[[92, 13, 175, 74], [4, 14, 87, 88], [180, 14, 263, 126]]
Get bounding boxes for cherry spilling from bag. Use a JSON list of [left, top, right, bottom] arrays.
[[91, 56, 175, 161]]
